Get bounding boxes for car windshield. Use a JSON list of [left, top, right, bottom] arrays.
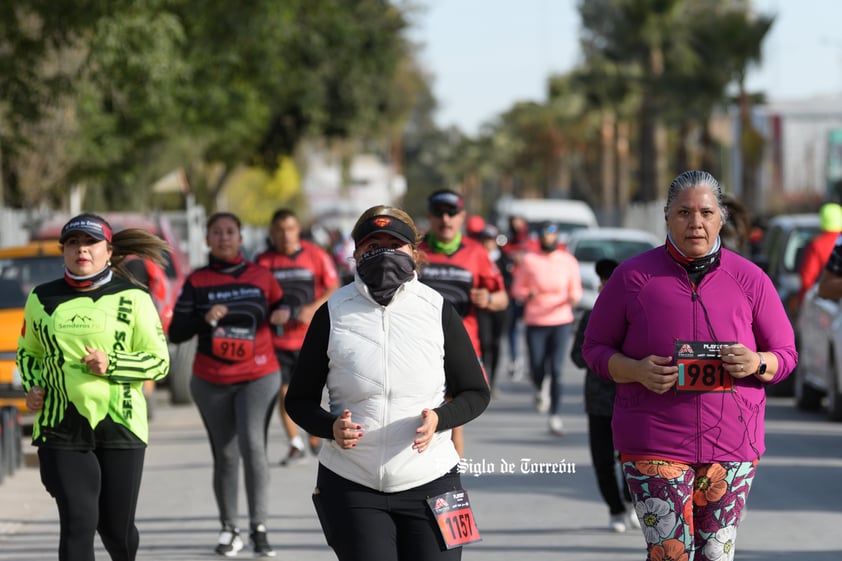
[[0, 256, 64, 309], [527, 222, 590, 237], [783, 227, 821, 273], [573, 239, 656, 262]]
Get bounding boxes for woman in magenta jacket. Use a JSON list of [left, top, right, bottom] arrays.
[[582, 170, 797, 561]]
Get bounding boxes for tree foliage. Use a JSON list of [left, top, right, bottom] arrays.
[[0, 0, 417, 214]]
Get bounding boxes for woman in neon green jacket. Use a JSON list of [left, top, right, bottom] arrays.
[[17, 213, 170, 561]]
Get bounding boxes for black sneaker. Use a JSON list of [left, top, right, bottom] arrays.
[[279, 445, 306, 467], [215, 526, 244, 557], [250, 524, 276, 558]]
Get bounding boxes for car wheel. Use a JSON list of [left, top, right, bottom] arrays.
[[794, 365, 823, 411], [0, 407, 14, 477], [0, 415, 5, 485], [1, 407, 22, 471], [826, 360, 842, 422], [169, 337, 197, 405], [0, 416, 6, 483], [12, 411, 21, 470]]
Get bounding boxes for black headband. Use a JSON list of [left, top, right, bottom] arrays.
[[354, 215, 415, 245]]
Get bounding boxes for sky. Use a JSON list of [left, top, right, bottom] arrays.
[[409, 0, 842, 136]]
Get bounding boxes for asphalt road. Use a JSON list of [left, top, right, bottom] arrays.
[[1, 358, 841, 560]]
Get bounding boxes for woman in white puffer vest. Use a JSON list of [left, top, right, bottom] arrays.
[[286, 205, 490, 561]]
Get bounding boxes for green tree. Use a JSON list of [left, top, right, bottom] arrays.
[[578, 0, 773, 202], [0, 1, 419, 215]]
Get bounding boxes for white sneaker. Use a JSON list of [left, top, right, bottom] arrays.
[[548, 415, 564, 436], [609, 513, 627, 533], [535, 392, 549, 413], [627, 511, 641, 530], [215, 527, 244, 557]]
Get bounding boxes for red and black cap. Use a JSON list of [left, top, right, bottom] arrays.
[[60, 213, 113, 243], [353, 215, 415, 245]]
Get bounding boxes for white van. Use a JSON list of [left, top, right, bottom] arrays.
[[494, 196, 598, 243]]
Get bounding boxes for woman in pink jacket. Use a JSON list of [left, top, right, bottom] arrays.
[[582, 170, 797, 561], [510, 221, 581, 436]]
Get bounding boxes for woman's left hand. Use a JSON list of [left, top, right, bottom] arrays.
[[82, 345, 109, 375], [413, 408, 439, 453], [720, 344, 760, 378]]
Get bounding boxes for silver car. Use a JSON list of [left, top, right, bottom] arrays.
[[566, 227, 662, 311], [795, 284, 842, 421]]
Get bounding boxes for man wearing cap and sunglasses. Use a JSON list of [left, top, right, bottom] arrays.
[[419, 189, 508, 457]]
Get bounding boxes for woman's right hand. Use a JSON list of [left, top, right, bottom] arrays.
[[26, 386, 44, 412], [635, 355, 679, 394], [332, 409, 363, 449]]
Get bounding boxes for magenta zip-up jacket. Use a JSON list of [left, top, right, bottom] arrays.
[[582, 245, 797, 464]]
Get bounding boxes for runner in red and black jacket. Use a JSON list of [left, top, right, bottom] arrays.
[[254, 208, 339, 466], [168, 212, 288, 557]]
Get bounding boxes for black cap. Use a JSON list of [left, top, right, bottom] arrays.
[[427, 190, 464, 211], [353, 215, 415, 245], [60, 214, 113, 243]]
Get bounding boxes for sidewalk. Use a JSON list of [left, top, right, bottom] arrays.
[[1, 364, 841, 560]]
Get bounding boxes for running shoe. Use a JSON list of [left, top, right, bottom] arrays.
[[609, 514, 627, 533], [548, 415, 564, 436], [215, 526, 244, 557], [250, 524, 277, 558], [279, 445, 307, 467]]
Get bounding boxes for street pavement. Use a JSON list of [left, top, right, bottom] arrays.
[[1, 358, 842, 560]]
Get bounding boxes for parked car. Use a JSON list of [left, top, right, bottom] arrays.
[[752, 214, 822, 397], [753, 213, 822, 321], [494, 196, 599, 245], [794, 284, 842, 420], [566, 227, 661, 310], [31, 213, 196, 404], [0, 241, 64, 423]]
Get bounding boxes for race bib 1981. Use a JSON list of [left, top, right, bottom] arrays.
[[674, 341, 735, 393]]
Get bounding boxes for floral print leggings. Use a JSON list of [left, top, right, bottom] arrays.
[[622, 459, 757, 561]]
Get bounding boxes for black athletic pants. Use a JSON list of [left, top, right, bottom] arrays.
[[587, 414, 631, 516], [39, 447, 146, 561], [314, 464, 463, 561]]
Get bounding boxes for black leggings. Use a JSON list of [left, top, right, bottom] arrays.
[[314, 464, 463, 561], [587, 415, 630, 515], [38, 447, 146, 561]]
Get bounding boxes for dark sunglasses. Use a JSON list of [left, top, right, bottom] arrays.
[[430, 207, 460, 218]]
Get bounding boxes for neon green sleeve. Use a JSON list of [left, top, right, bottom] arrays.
[[106, 289, 170, 383], [17, 291, 46, 392]]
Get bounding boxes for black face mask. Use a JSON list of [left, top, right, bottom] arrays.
[[357, 248, 416, 306]]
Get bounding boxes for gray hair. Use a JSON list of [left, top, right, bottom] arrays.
[[664, 170, 729, 223]]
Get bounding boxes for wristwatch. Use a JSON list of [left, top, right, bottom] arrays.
[[754, 353, 767, 377]]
